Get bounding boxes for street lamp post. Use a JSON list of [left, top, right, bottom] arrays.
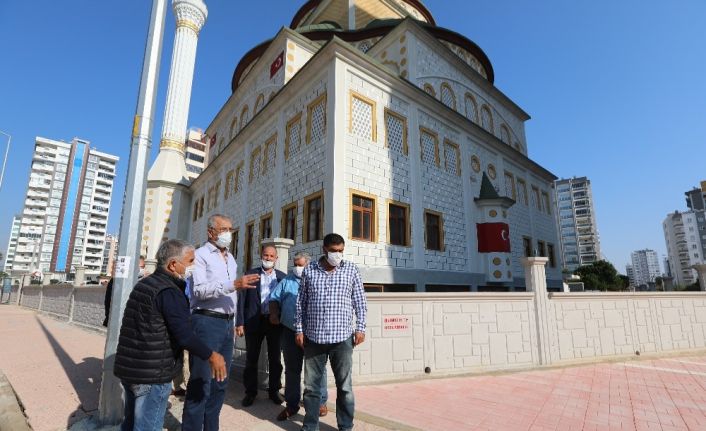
[[97, 0, 167, 425], [0, 130, 11, 190]]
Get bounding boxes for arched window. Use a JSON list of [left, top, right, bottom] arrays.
[[464, 93, 478, 123], [500, 124, 511, 144], [217, 138, 224, 156], [254, 94, 265, 113], [229, 117, 238, 139], [240, 105, 249, 131], [423, 83, 436, 97], [480, 105, 494, 133], [440, 83, 456, 110]]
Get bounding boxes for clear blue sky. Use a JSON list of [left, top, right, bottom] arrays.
[[1, 0, 704, 272]]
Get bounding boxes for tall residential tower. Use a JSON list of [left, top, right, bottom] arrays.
[[554, 177, 601, 272], [11, 137, 118, 278]]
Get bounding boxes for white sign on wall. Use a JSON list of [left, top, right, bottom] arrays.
[[382, 315, 412, 338]]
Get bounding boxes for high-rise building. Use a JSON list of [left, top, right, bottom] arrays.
[[685, 181, 706, 211], [630, 249, 661, 287], [185, 128, 208, 181], [2, 215, 21, 272], [663, 210, 705, 286], [101, 234, 118, 275], [11, 137, 118, 278], [625, 264, 635, 286], [554, 177, 601, 272]]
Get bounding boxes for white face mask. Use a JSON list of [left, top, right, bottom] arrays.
[[326, 251, 343, 267], [261, 259, 275, 270], [215, 231, 231, 249], [293, 266, 305, 278], [175, 263, 194, 281], [137, 268, 146, 279]]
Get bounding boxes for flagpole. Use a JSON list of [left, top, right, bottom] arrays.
[[97, 0, 167, 424]]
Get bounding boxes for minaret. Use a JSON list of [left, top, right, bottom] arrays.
[[142, 0, 207, 258]]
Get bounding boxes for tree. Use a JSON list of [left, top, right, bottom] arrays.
[[574, 260, 624, 291]]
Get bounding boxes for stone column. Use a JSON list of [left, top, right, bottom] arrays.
[[142, 0, 207, 258], [42, 272, 52, 286], [74, 266, 86, 288], [261, 238, 295, 273], [694, 264, 706, 291], [523, 257, 551, 366], [144, 258, 158, 276]]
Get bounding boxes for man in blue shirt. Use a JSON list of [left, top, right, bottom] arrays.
[[182, 214, 260, 431], [295, 233, 367, 431], [269, 251, 328, 421]]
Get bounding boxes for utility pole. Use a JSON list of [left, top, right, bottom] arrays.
[[97, 0, 167, 424], [0, 130, 11, 190]]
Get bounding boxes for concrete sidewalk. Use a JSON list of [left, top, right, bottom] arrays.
[[3, 305, 706, 430]]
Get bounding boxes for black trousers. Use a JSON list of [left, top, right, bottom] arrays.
[[243, 315, 283, 396]]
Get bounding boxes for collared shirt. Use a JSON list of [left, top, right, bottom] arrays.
[[269, 274, 302, 331], [295, 259, 367, 344], [191, 241, 238, 315], [259, 269, 277, 314]]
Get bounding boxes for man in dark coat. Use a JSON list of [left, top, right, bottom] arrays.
[[237, 244, 286, 407], [114, 240, 226, 431]]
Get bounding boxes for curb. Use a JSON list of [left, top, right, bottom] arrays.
[[0, 369, 32, 431]]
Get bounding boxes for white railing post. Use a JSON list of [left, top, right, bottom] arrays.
[[523, 257, 551, 366]]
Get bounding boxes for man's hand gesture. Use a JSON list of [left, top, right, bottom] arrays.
[[234, 274, 259, 291], [353, 331, 365, 347], [208, 352, 227, 382]]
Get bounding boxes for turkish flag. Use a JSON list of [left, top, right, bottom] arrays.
[[270, 51, 284, 78], [209, 133, 217, 148], [477, 223, 511, 253]]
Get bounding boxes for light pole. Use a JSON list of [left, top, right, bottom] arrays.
[[97, 0, 167, 424], [0, 130, 10, 190]]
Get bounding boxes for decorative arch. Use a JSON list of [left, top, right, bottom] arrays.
[[229, 117, 238, 139], [464, 92, 478, 123], [480, 104, 494, 133], [423, 83, 436, 97], [500, 124, 511, 145], [254, 93, 265, 113], [240, 105, 249, 131], [440, 82, 456, 110]]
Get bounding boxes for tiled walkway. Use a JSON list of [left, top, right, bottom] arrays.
[[2, 305, 706, 430]]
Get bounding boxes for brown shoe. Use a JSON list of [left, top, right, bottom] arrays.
[[319, 405, 328, 417], [277, 407, 299, 421]]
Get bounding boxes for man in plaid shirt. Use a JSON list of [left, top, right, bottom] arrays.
[[295, 233, 367, 431]]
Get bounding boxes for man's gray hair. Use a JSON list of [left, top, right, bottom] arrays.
[[207, 213, 231, 229], [156, 239, 194, 268], [293, 251, 311, 262]]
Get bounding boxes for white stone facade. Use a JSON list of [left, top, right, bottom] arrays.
[[186, 10, 562, 290]]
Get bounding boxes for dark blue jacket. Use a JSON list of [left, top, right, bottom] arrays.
[[236, 266, 286, 331]]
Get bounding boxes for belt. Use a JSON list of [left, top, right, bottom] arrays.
[[193, 309, 234, 320]]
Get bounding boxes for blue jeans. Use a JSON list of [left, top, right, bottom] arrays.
[[182, 314, 234, 431], [302, 336, 354, 431], [120, 381, 172, 431], [281, 327, 327, 412]]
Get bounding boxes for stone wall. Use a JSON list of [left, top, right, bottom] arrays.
[[72, 287, 107, 328], [19, 287, 41, 310], [41, 286, 73, 319]]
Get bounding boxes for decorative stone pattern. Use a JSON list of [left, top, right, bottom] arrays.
[[344, 72, 413, 269]]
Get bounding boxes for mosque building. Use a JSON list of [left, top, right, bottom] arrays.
[[143, 0, 562, 291]]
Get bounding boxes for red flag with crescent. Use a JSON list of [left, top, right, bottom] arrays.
[[209, 133, 217, 148], [477, 223, 511, 253], [270, 51, 284, 78]]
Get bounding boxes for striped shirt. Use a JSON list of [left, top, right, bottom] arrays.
[[295, 258, 367, 344]]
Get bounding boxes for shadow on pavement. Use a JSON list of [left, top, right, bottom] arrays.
[[35, 316, 103, 429], [221, 384, 338, 431]]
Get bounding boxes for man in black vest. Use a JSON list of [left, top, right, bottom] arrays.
[[114, 239, 226, 431], [237, 244, 286, 407]]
